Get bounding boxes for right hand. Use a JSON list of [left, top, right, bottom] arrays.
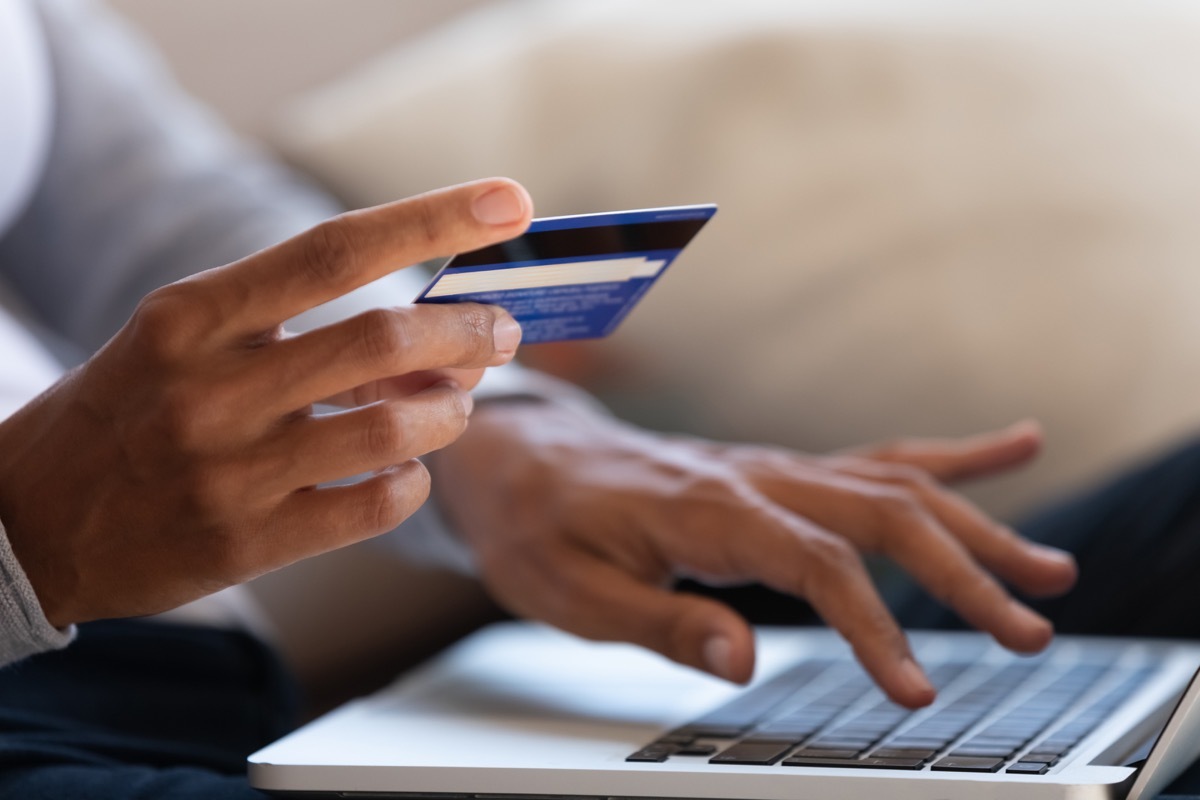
[[433, 406, 1076, 708], [0, 178, 533, 628]]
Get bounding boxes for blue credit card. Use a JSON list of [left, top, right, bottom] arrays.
[[413, 204, 717, 344]]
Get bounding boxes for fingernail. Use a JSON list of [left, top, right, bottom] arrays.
[[1006, 419, 1042, 437], [1032, 543, 1076, 566], [493, 315, 523, 355], [1009, 600, 1054, 651], [703, 635, 734, 680], [459, 391, 474, 417], [898, 657, 935, 701], [472, 185, 527, 225]]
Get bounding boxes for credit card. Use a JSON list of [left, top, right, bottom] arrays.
[[413, 204, 716, 344]]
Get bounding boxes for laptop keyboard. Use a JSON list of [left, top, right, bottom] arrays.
[[627, 650, 1157, 775]]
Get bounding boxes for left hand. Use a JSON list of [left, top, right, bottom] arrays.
[[430, 402, 1077, 709]]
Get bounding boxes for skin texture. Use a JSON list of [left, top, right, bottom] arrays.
[[431, 404, 1078, 708], [0, 178, 533, 629]]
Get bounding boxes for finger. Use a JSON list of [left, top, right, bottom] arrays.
[[734, 513, 937, 708], [321, 367, 487, 407], [260, 460, 432, 566], [255, 382, 473, 493], [523, 552, 757, 684], [206, 178, 533, 335], [255, 303, 520, 413], [652, 487, 936, 708], [736, 456, 1057, 655], [832, 459, 1077, 598], [846, 420, 1043, 483], [864, 492, 1055, 654]]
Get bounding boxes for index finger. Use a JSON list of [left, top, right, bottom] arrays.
[[208, 178, 533, 336]]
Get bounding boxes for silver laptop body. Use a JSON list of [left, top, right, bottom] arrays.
[[249, 623, 1200, 800]]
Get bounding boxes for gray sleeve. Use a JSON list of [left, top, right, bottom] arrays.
[[0, 0, 340, 352], [0, 519, 73, 668]]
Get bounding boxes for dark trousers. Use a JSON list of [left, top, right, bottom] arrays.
[[0, 620, 293, 798], [6, 438, 1200, 797]]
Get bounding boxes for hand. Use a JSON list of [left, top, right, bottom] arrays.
[[431, 403, 1077, 708], [0, 178, 533, 628]]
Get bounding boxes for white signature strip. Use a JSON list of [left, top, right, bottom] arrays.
[[424, 257, 667, 297]]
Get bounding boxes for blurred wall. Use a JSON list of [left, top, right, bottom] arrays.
[[107, 0, 488, 139]]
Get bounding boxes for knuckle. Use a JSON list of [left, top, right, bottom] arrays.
[[437, 390, 471, 434], [803, 534, 861, 579], [872, 486, 923, 524], [454, 304, 497, 360], [362, 462, 429, 532], [934, 575, 975, 611], [679, 472, 739, 504], [130, 284, 200, 360], [863, 604, 905, 641], [928, 561, 989, 611], [356, 308, 411, 370], [881, 463, 933, 488], [363, 403, 408, 459], [407, 198, 443, 250], [299, 216, 359, 288]]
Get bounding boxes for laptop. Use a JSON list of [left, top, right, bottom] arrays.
[[248, 622, 1200, 800]]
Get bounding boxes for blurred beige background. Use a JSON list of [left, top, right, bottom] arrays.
[[108, 0, 485, 139]]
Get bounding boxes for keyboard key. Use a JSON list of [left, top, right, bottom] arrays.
[[1007, 761, 1051, 775], [931, 756, 1005, 773], [886, 738, 951, 749], [807, 737, 876, 749], [790, 748, 861, 760], [689, 662, 830, 731], [672, 724, 745, 739], [626, 745, 676, 763], [949, 747, 1014, 758], [784, 756, 925, 770], [869, 748, 938, 761], [744, 729, 820, 743], [654, 733, 695, 744], [674, 743, 718, 756], [743, 735, 804, 745], [962, 737, 1025, 750], [710, 742, 794, 766], [1023, 752, 1062, 765]]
